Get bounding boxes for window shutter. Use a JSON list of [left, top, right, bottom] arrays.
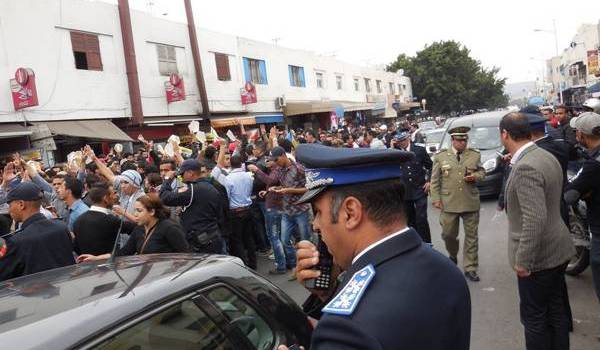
[[85, 34, 103, 71], [215, 53, 230, 81], [70, 32, 86, 51], [243, 58, 251, 83], [299, 67, 305, 87], [258, 60, 268, 84]]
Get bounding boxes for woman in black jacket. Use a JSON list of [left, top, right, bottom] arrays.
[[77, 194, 189, 262]]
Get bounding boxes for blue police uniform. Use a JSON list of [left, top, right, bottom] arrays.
[[295, 144, 472, 350], [0, 183, 75, 282], [394, 131, 433, 243]]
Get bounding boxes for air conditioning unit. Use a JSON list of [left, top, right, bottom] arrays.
[[275, 96, 286, 109]]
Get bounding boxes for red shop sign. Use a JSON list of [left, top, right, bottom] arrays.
[[165, 73, 186, 103], [10, 67, 38, 110], [241, 81, 257, 105]]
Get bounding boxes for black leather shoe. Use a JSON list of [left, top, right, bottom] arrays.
[[464, 271, 480, 282], [449, 256, 458, 265]]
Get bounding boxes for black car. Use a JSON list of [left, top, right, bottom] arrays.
[[0, 254, 313, 349], [438, 111, 507, 197]]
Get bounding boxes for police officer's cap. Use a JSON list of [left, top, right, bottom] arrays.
[[526, 113, 547, 133], [295, 144, 414, 204], [6, 182, 43, 203], [448, 126, 470, 140], [393, 131, 410, 141]]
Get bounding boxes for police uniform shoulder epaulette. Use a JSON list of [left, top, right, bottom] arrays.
[[436, 148, 448, 155], [468, 148, 480, 153]]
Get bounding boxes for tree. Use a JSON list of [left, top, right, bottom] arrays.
[[387, 41, 508, 114]]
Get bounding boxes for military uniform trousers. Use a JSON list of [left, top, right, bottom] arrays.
[[439, 210, 479, 272]]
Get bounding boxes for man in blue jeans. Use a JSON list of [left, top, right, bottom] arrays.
[[248, 146, 312, 277]]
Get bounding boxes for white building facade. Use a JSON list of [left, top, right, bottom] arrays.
[[0, 0, 412, 161], [545, 23, 600, 105]]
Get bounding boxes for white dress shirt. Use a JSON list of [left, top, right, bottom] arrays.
[[352, 227, 411, 265]]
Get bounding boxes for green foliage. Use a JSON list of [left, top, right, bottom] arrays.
[[387, 41, 508, 114]]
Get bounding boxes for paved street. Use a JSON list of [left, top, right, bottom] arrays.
[[257, 198, 600, 350]]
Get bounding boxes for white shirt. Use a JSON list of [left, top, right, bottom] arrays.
[[510, 142, 535, 165], [370, 138, 387, 149], [351, 227, 411, 265]]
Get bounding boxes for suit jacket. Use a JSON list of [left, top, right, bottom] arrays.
[[430, 148, 485, 213], [505, 144, 575, 272], [311, 229, 471, 350], [400, 143, 433, 200]]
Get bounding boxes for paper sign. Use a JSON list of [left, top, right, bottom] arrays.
[[195, 131, 206, 143], [226, 130, 237, 142], [188, 120, 200, 134]]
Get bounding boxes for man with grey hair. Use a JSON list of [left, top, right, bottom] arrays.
[[565, 111, 600, 301]]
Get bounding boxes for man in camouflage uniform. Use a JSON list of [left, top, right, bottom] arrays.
[[430, 126, 485, 282]]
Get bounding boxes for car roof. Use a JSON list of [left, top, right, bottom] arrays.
[[447, 110, 507, 128], [0, 254, 247, 349]]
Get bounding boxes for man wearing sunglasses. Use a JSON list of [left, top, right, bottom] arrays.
[[431, 126, 485, 282]]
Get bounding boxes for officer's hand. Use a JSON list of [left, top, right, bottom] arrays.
[[296, 240, 320, 284], [432, 200, 443, 209], [247, 164, 259, 173], [464, 175, 476, 183], [514, 265, 531, 278], [277, 346, 304, 350], [77, 254, 100, 263], [423, 182, 430, 193], [258, 190, 267, 198], [112, 205, 125, 216]]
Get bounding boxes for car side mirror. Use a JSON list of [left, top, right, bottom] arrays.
[[429, 145, 437, 152]]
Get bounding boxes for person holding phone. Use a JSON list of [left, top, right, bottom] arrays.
[[278, 144, 471, 350]]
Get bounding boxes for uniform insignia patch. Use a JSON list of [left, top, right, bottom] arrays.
[[0, 238, 7, 259], [322, 264, 375, 316]]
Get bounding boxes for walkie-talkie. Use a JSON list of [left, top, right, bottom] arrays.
[[304, 235, 333, 290]]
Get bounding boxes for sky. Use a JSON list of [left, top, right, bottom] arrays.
[[109, 0, 599, 84]]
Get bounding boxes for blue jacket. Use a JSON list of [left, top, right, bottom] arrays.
[[311, 228, 471, 350]]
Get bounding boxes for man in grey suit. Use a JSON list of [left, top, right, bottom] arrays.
[[500, 112, 575, 350]]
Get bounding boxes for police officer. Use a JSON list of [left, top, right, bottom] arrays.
[[564, 112, 600, 301], [0, 182, 75, 282], [278, 144, 471, 350], [430, 126, 485, 282], [391, 130, 433, 243]]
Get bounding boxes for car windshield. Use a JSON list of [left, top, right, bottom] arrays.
[[441, 126, 501, 150], [425, 130, 444, 143], [418, 121, 437, 131]]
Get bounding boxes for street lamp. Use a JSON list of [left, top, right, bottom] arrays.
[[534, 19, 563, 104]]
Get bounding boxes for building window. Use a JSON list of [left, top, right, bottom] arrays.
[[214, 53, 231, 81], [376, 80, 382, 93], [398, 83, 402, 93], [157, 44, 178, 76], [316, 72, 324, 89], [354, 78, 360, 91], [243, 57, 268, 84], [288, 65, 305, 87], [70, 31, 103, 71], [389, 82, 395, 94], [364, 78, 371, 93], [336, 75, 343, 90]]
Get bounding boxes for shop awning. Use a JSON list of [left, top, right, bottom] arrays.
[[341, 102, 375, 112], [283, 101, 338, 116], [255, 113, 284, 124], [38, 120, 133, 141], [210, 116, 256, 128], [0, 123, 32, 139]]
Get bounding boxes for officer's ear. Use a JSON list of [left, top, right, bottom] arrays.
[[340, 196, 363, 230]]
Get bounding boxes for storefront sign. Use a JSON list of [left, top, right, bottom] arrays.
[[165, 73, 186, 103], [10, 68, 38, 110], [588, 50, 599, 77], [241, 82, 257, 105]]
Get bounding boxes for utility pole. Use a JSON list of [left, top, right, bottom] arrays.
[[184, 0, 210, 117], [117, 0, 144, 125]]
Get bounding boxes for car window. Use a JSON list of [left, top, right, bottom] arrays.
[[440, 126, 501, 150], [205, 287, 274, 350], [93, 299, 235, 350], [425, 130, 444, 143]]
